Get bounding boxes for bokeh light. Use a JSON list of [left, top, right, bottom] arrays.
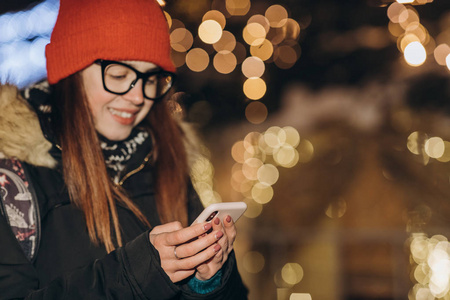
[[190, 154, 221, 206], [242, 56, 265, 78], [251, 182, 274, 204], [242, 157, 264, 181], [243, 251, 265, 273], [385, 1, 448, 72], [231, 126, 304, 207], [243, 77, 267, 100], [436, 142, 450, 163], [388, 2, 408, 23], [231, 141, 246, 164], [186, 48, 210, 72], [245, 101, 268, 124], [265, 5, 288, 28], [213, 51, 237, 74], [325, 199, 348, 218], [243, 23, 267, 46], [0, 0, 58, 88], [213, 30, 236, 52], [282, 19, 301, 41], [409, 234, 450, 299], [283, 126, 301, 147], [164, 11, 172, 28], [257, 164, 279, 186], [424, 137, 445, 159], [298, 139, 314, 163], [250, 39, 274, 61], [248, 14, 270, 34], [281, 263, 304, 285], [274, 145, 299, 168], [170, 28, 194, 52], [274, 44, 300, 69], [198, 19, 223, 44], [434, 44, 450, 66], [226, 0, 251, 16], [202, 10, 226, 29]]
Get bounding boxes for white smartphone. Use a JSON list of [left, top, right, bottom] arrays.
[[191, 202, 247, 225]]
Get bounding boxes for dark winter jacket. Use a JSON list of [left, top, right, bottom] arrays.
[[0, 83, 248, 299]]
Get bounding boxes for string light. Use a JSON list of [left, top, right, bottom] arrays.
[[386, 1, 449, 69], [231, 126, 308, 211], [166, 1, 301, 115]]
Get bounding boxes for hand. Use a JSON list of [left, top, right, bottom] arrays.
[[195, 215, 237, 281], [149, 221, 222, 283]]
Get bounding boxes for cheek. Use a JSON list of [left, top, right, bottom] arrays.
[[142, 101, 154, 115], [134, 101, 154, 125], [86, 94, 108, 120]]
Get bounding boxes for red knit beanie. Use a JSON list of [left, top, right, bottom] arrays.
[[45, 0, 175, 85]]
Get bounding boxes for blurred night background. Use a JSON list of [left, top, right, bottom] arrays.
[[1, 0, 450, 299]]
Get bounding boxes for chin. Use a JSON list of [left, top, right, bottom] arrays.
[[100, 130, 132, 142]]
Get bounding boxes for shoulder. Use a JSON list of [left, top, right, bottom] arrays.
[[0, 84, 56, 168]]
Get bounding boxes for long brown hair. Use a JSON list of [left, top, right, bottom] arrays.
[[51, 73, 189, 252]]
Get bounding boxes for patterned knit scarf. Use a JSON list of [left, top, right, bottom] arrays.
[[99, 129, 149, 183]]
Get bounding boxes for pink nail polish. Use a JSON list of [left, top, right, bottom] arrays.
[[214, 244, 221, 252], [226, 215, 232, 223], [214, 218, 220, 225], [215, 231, 223, 239], [204, 223, 212, 231]]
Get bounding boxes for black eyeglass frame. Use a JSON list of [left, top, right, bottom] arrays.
[[95, 59, 176, 101]]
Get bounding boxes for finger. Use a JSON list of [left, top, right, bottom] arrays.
[[177, 243, 222, 270], [223, 215, 237, 245], [196, 256, 219, 278], [224, 215, 234, 227], [210, 234, 229, 261], [212, 217, 223, 228], [150, 221, 183, 235], [170, 269, 196, 283], [195, 248, 225, 280], [165, 222, 212, 246], [175, 229, 223, 259], [210, 217, 224, 237]]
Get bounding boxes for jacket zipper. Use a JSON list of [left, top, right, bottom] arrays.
[[115, 151, 153, 187]]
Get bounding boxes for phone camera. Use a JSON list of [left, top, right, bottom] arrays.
[[206, 211, 218, 222]]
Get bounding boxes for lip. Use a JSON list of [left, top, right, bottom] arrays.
[[108, 107, 139, 125]]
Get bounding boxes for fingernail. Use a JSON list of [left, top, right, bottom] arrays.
[[214, 218, 220, 225], [226, 215, 232, 223], [204, 223, 212, 231], [215, 231, 223, 240], [214, 244, 221, 252]]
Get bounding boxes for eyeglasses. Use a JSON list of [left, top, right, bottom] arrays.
[[95, 59, 176, 101]]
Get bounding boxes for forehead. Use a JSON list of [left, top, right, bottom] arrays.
[[120, 60, 160, 72]]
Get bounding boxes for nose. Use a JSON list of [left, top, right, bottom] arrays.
[[123, 79, 145, 105]]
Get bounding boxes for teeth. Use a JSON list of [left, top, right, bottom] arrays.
[[109, 108, 133, 119]]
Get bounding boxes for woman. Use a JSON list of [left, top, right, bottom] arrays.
[[0, 0, 248, 298]]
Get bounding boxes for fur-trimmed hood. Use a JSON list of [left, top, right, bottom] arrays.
[[0, 84, 56, 168]]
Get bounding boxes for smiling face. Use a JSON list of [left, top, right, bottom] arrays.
[[80, 61, 157, 141]]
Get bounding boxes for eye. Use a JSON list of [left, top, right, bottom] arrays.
[[145, 74, 158, 85], [109, 74, 127, 80], [105, 65, 132, 81]]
